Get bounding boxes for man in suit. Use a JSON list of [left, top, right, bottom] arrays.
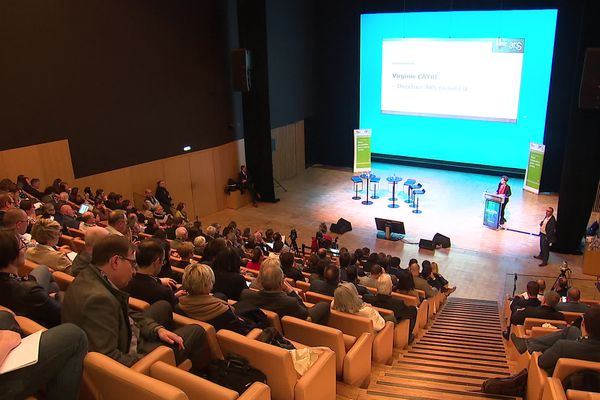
[[503, 290, 564, 339], [510, 280, 541, 313], [309, 263, 339, 297], [496, 175, 512, 227], [62, 235, 207, 370], [240, 257, 330, 324], [409, 262, 438, 298], [371, 273, 417, 343], [556, 287, 590, 313], [535, 207, 557, 267], [511, 305, 600, 375]]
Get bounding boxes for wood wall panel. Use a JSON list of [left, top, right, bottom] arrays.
[[0, 139, 245, 219], [271, 120, 305, 181]]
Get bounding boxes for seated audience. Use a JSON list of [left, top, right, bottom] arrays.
[[212, 246, 247, 301], [332, 283, 391, 331], [510, 280, 542, 312], [309, 263, 340, 297], [504, 290, 564, 339], [144, 188, 160, 211], [193, 235, 206, 257], [555, 287, 589, 313], [555, 277, 570, 298], [0, 311, 88, 400], [79, 211, 97, 232], [280, 251, 306, 282], [387, 256, 403, 280], [338, 251, 351, 281], [245, 246, 263, 272], [372, 274, 417, 342], [105, 210, 128, 237], [172, 242, 194, 269], [409, 262, 438, 298], [240, 258, 330, 324], [359, 264, 384, 288], [0, 231, 61, 327], [22, 176, 45, 200], [26, 218, 72, 273], [71, 226, 109, 276], [2, 208, 30, 244], [178, 263, 250, 334], [93, 199, 109, 221], [0, 193, 15, 227], [344, 265, 374, 300], [62, 235, 207, 369], [18, 199, 38, 228], [56, 204, 80, 233], [394, 268, 422, 303], [421, 260, 456, 294], [510, 305, 600, 375], [174, 202, 188, 222], [124, 240, 183, 306]]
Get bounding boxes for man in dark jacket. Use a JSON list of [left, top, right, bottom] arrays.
[[62, 235, 206, 369], [309, 263, 339, 297], [510, 280, 542, 312], [503, 290, 564, 339], [240, 258, 329, 324], [279, 251, 305, 283], [371, 273, 417, 342], [535, 207, 557, 267]]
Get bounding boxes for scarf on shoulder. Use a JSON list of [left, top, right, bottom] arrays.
[[178, 294, 230, 321]]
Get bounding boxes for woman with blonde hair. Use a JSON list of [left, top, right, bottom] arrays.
[[26, 218, 72, 273], [178, 263, 250, 334], [331, 282, 388, 331]]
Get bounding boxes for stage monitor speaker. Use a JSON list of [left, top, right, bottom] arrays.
[[432, 233, 451, 248], [419, 239, 435, 251], [231, 48, 251, 92], [579, 48, 600, 110], [330, 218, 352, 234]]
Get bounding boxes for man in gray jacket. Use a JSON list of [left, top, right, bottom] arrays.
[[62, 235, 206, 369]]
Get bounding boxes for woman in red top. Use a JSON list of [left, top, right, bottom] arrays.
[[245, 246, 263, 271]]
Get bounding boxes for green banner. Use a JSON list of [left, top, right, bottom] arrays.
[[524, 143, 545, 194], [354, 129, 372, 172]]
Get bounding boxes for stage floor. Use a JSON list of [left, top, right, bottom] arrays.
[[204, 163, 595, 302]]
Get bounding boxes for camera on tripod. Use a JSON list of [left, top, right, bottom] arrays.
[[559, 261, 571, 276]]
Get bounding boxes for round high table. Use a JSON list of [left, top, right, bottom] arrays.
[[387, 176, 402, 208], [359, 173, 376, 205]]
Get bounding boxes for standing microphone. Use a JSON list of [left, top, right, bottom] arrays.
[[512, 273, 518, 297]]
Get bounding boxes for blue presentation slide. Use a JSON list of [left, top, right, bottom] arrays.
[[360, 10, 557, 170]]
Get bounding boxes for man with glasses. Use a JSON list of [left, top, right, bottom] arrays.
[[0, 193, 16, 227], [62, 235, 207, 371]]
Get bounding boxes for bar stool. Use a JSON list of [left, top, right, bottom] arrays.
[[404, 179, 416, 203], [409, 183, 422, 207], [351, 176, 362, 200], [412, 188, 425, 214], [370, 176, 381, 199]]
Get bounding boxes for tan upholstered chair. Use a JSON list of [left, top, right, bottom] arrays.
[[295, 280, 310, 293], [216, 329, 336, 400], [67, 227, 86, 238], [562, 312, 584, 325], [71, 237, 86, 253], [392, 292, 424, 336], [82, 350, 188, 400], [542, 376, 600, 400], [53, 270, 74, 291], [172, 313, 225, 360], [326, 309, 394, 365], [529, 353, 600, 400], [281, 316, 373, 387]]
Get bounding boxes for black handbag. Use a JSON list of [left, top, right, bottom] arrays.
[[481, 368, 528, 397], [205, 353, 267, 394]]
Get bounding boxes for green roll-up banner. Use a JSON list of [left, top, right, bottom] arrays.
[[353, 129, 372, 173], [524, 142, 545, 194]]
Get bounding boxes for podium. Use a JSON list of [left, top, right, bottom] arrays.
[[483, 193, 504, 229]]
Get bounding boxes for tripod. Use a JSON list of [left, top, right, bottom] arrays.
[[551, 265, 572, 292]]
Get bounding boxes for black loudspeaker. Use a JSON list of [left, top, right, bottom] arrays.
[[419, 239, 436, 250], [330, 218, 352, 234], [432, 233, 451, 248], [579, 48, 600, 110], [231, 48, 251, 92]]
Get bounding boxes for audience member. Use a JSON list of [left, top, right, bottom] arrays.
[[359, 264, 384, 288], [344, 265, 374, 300], [79, 211, 97, 232], [372, 274, 417, 342], [178, 263, 250, 334], [0, 310, 88, 400], [19, 199, 38, 228], [0, 231, 62, 327], [394, 268, 422, 303], [421, 260, 456, 294], [555, 277, 570, 298], [173, 242, 194, 269], [57, 204, 80, 233], [155, 180, 173, 214], [504, 290, 564, 339], [26, 218, 72, 273], [332, 283, 390, 331], [62, 235, 207, 369], [0, 193, 15, 227], [71, 226, 109, 276], [409, 262, 438, 298], [212, 247, 247, 301], [174, 202, 188, 222], [124, 240, 183, 306], [510, 280, 541, 312], [22, 177, 45, 199], [240, 258, 330, 324], [144, 188, 160, 211], [555, 287, 590, 313], [105, 210, 128, 238], [309, 263, 340, 297], [280, 251, 306, 282], [245, 246, 263, 272], [93, 199, 109, 221], [193, 235, 206, 257]]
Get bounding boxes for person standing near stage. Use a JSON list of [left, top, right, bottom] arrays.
[[496, 175, 512, 227], [535, 207, 557, 267]]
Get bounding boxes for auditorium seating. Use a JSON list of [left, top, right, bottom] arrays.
[[216, 329, 336, 400], [280, 315, 373, 387], [528, 353, 600, 400]]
